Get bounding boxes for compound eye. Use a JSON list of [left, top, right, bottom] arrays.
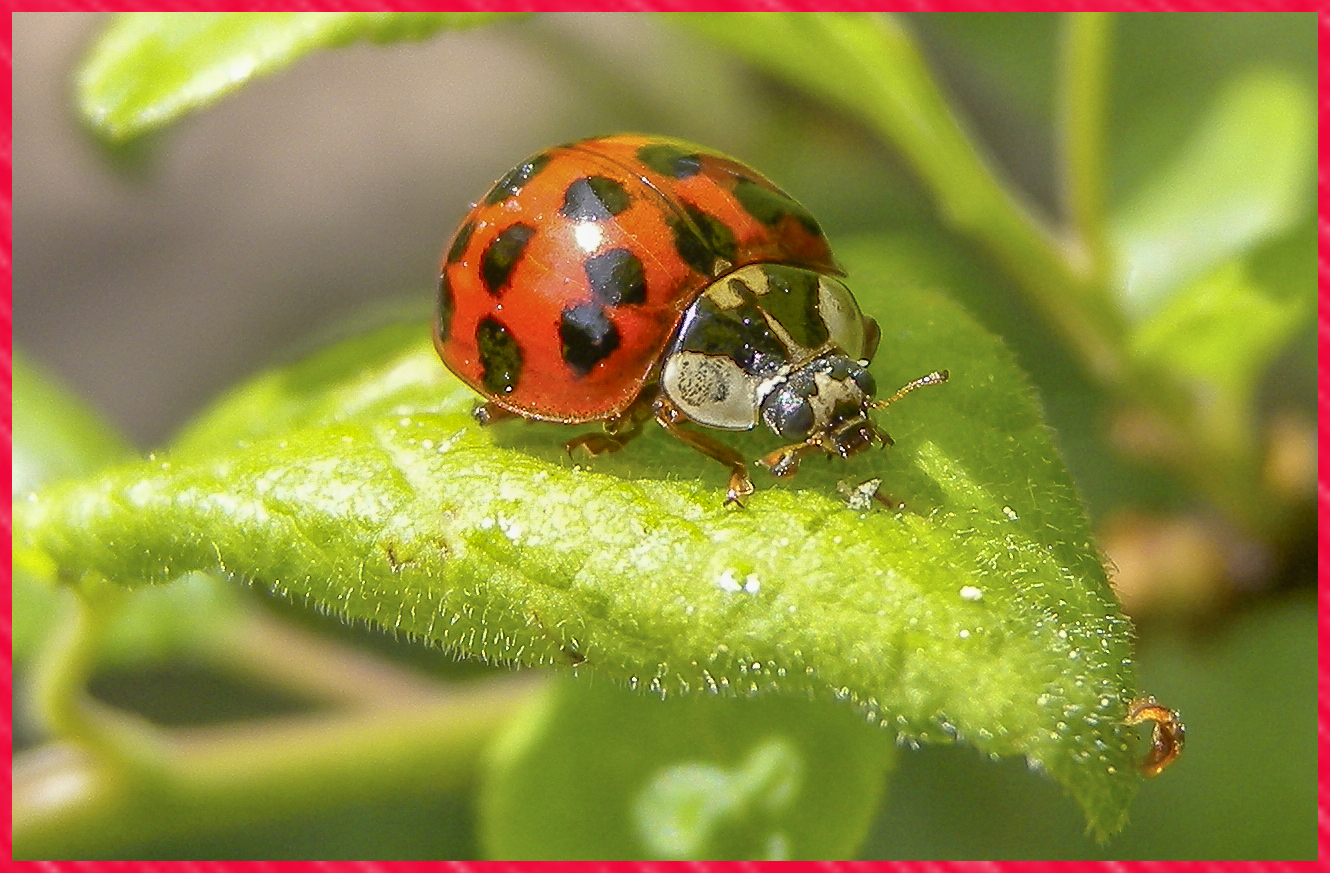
[[852, 366, 876, 399], [762, 389, 815, 440]]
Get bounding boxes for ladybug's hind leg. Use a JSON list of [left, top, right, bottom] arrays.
[[654, 397, 754, 508]]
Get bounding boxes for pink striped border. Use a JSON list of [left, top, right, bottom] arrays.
[[3, 4, 1322, 867]]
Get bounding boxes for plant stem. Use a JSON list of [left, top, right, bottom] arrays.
[[13, 672, 542, 859], [33, 577, 171, 775], [211, 607, 469, 709], [834, 14, 1129, 384], [1059, 11, 1115, 289]]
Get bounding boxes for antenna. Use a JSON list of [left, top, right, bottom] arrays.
[[872, 370, 949, 411]]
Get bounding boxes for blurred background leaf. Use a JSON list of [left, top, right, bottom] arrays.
[[77, 12, 527, 142], [1108, 70, 1314, 316], [482, 677, 894, 860]]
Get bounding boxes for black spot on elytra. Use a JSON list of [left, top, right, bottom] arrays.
[[561, 176, 631, 221], [636, 143, 703, 179], [484, 154, 551, 205], [446, 221, 475, 265], [668, 216, 713, 276], [688, 204, 738, 269], [584, 248, 647, 306], [669, 205, 737, 277], [732, 176, 824, 237], [560, 302, 620, 376], [436, 272, 455, 341], [476, 316, 523, 396], [757, 266, 828, 350], [481, 224, 536, 296]]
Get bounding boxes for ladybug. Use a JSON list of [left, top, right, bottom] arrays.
[[433, 134, 945, 505]]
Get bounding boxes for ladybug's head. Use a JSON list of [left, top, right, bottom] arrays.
[[759, 354, 880, 449], [759, 357, 949, 477]]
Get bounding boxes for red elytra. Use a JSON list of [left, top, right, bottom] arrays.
[[433, 134, 839, 423]]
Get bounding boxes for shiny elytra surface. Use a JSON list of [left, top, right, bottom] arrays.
[[434, 134, 839, 423]]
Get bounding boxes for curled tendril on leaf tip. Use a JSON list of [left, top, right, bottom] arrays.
[[1125, 695, 1185, 777]]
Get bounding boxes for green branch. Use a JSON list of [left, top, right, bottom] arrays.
[[671, 12, 1128, 383], [1059, 11, 1115, 289], [14, 673, 540, 859]]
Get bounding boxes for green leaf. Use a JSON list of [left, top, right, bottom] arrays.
[[1109, 70, 1315, 315], [12, 352, 135, 498], [18, 244, 1142, 838], [482, 675, 894, 859], [77, 11, 527, 142]]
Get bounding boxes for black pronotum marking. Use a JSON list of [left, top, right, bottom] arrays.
[[756, 267, 828, 350], [584, 248, 647, 306], [446, 221, 476, 265], [676, 292, 788, 377], [476, 316, 524, 396], [560, 302, 621, 376], [484, 154, 552, 206], [636, 143, 703, 179], [732, 176, 824, 237], [675, 356, 730, 405], [560, 176, 631, 221], [481, 224, 536, 296], [436, 272, 455, 341]]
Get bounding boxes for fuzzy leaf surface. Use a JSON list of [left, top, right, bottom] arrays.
[[19, 245, 1141, 837]]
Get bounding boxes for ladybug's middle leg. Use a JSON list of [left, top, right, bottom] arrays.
[[654, 397, 754, 507], [564, 394, 653, 458]]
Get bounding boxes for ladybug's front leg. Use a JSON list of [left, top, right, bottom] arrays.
[[654, 397, 754, 508], [756, 440, 826, 479], [473, 402, 517, 426]]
